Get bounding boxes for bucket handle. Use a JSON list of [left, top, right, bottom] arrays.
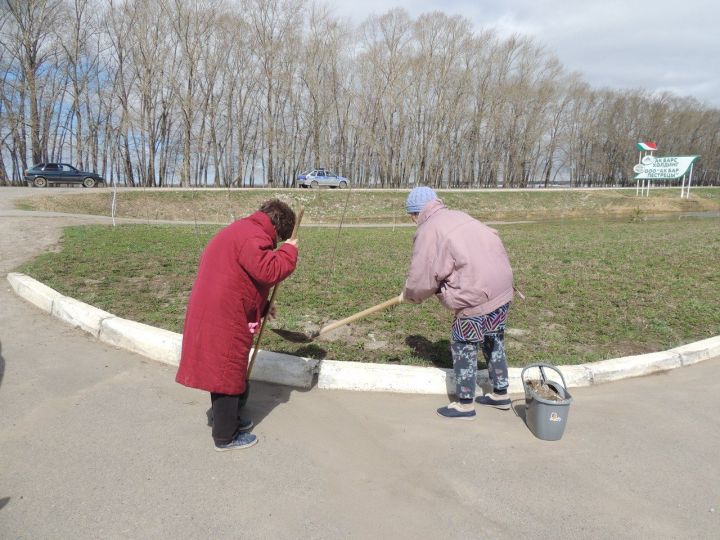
[[521, 363, 569, 390]]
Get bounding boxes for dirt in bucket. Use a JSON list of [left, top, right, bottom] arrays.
[[526, 379, 565, 401]]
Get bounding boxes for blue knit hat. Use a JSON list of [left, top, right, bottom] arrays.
[[405, 186, 437, 214]]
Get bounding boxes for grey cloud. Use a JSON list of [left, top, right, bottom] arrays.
[[332, 0, 720, 106]]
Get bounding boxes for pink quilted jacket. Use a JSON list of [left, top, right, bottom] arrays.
[[403, 199, 514, 317]]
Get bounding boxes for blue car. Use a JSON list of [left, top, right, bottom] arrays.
[[24, 163, 105, 188], [297, 168, 349, 189]]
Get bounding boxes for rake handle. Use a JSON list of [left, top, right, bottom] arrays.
[[247, 206, 304, 377], [315, 294, 404, 337]]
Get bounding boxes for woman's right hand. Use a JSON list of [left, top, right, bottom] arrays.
[[285, 238, 298, 247]]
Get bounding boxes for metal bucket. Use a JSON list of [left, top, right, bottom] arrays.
[[521, 363, 573, 441]]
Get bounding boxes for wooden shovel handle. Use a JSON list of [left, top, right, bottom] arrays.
[[316, 294, 403, 337]]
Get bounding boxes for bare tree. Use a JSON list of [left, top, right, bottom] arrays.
[[0, 1, 718, 189], [244, 0, 305, 186], [2, 0, 63, 166]]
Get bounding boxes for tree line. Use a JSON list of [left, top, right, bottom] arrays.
[[1, 0, 718, 188]]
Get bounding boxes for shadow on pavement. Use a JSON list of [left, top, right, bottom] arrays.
[[249, 382, 314, 429], [204, 380, 315, 432], [511, 398, 528, 423], [0, 497, 9, 512]]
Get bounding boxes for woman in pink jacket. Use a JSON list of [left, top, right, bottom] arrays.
[[176, 200, 299, 450], [402, 187, 514, 420]]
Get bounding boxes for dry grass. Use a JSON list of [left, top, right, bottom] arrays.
[[15, 186, 720, 224]]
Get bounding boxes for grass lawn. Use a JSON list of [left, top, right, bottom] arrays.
[[18, 215, 720, 368]]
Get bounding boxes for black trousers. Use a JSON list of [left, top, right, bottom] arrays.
[[210, 385, 250, 445]]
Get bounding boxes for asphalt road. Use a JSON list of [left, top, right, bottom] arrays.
[[1, 186, 718, 538]]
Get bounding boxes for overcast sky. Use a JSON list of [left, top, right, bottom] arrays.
[[329, 0, 720, 108]]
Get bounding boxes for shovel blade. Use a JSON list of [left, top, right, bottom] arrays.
[[270, 328, 314, 343]]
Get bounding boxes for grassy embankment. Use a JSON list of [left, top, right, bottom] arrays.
[[16, 186, 720, 223], [16, 187, 720, 367]]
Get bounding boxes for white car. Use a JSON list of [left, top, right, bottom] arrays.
[[297, 169, 349, 189]]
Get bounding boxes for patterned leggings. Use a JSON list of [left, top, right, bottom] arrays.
[[452, 332, 509, 400], [451, 303, 511, 400]]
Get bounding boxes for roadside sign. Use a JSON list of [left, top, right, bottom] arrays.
[[634, 156, 699, 180]]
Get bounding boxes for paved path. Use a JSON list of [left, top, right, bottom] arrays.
[[1, 187, 718, 538]]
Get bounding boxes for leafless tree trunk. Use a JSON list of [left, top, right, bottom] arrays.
[[0, 1, 718, 189], [3, 0, 62, 165]]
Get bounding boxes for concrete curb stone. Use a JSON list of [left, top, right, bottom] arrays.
[[585, 351, 683, 384], [53, 296, 114, 338], [7, 272, 719, 394], [7, 272, 63, 313], [249, 350, 319, 390], [99, 316, 183, 366], [670, 335, 720, 366], [7, 272, 318, 389], [317, 360, 452, 394]]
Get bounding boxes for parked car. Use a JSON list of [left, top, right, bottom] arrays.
[[24, 163, 105, 188], [297, 168, 349, 189]]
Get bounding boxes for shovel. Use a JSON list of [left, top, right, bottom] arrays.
[[272, 294, 404, 342]]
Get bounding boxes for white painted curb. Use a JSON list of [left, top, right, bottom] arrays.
[[7, 272, 720, 395], [584, 351, 682, 385], [670, 336, 720, 366], [53, 296, 114, 338], [99, 317, 182, 366], [250, 350, 319, 390], [318, 360, 452, 394], [7, 273, 317, 389], [7, 273, 63, 313]]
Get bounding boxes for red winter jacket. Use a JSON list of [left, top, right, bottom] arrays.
[[175, 211, 298, 395]]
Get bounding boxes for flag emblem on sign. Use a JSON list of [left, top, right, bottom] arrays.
[[636, 141, 657, 151]]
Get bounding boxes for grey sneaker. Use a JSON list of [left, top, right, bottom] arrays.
[[214, 432, 258, 451], [475, 392, 511, 410]]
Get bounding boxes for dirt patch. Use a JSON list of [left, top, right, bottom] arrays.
[[610, 339, 664, 356], [506, 328, 529, 338], [363, 334, 389, 351], [0, 217, 64, 273], [315, 322, 353, 342], [526, 379, 565, 401], [313, 321, 392, 350], [542, 322, 564, 332]]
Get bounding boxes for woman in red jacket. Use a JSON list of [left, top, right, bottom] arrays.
[[176, 199, 299, 451]]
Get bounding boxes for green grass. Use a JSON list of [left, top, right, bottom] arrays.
[[18, 215, 720, 368]]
